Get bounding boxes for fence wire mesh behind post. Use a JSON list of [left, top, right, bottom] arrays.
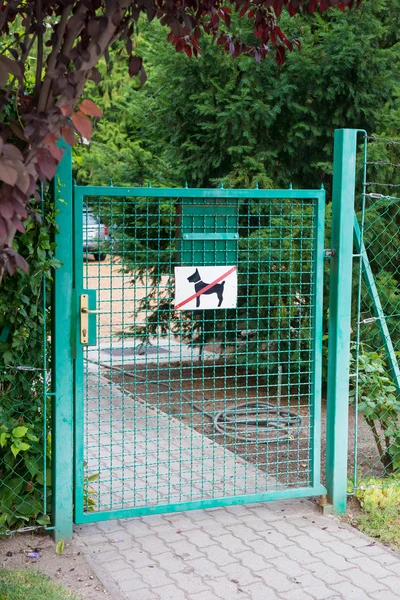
[[73, 187, 326, 523], [0, 195, 51, 537], [351, 133, 400, 491], [0, 150, 73, 537]]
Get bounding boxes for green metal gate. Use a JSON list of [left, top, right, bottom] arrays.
[[72, 184, 326, 523]]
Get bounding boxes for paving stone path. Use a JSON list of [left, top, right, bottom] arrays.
[[75, 498, 400, 600], [78, 372, 400, 599]]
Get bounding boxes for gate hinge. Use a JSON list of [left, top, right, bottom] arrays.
[[324, 249, 336, 258]]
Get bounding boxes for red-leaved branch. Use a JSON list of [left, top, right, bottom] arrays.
[[0, 0, 361, 280]]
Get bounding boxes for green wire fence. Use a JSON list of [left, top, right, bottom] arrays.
[[351, 133, 400, 491], [0, 186, 54, 536]]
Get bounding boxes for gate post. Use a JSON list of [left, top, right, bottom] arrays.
[[52, 141, 74, 539], [326, 129, 358, 514]]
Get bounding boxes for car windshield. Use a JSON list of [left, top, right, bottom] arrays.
[[83, 213, 100, 226]]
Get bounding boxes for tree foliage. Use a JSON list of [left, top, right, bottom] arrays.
[[76, 1, 398, 193], [0, 0, 361, 279], [74, 1, 400, 395]]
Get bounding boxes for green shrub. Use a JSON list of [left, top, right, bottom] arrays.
[[350, 346, 400, 473], [354, 475, 400, 511], [0, 199, 59, 535]]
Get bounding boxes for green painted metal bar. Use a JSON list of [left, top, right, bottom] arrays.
[[311, 191, 326, 488], [74, 485, 327, 524], [183, 233, 239, 240], [74, 186, 323, 199], [72, 185, 85, 523], [353, 215, 400, 395], [52, 140, 74, 540], [326, 129, 359, 514]]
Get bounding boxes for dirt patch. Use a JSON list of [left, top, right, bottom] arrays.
[[345, 495, 363, 518], [103, 361, 314, 488], [102, 359, 385, 490], [0, 534, 111, 600]]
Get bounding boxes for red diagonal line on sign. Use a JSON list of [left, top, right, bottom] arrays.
[[175, 266, 237, 310]]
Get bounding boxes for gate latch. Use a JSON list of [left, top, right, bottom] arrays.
[[324, 249, 336, 258], [80, 293, 98, 345]]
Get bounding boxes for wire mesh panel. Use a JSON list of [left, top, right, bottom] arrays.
[[73, 187, 325, 521], [351, 134, 400, 490]]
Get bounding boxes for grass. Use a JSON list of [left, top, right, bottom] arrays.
[[0, 569, 80, 600], [346, 505, 400, 548], [349, 506, 400, 549]]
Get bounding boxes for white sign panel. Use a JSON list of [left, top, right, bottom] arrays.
[[175, 266, 237, 310]]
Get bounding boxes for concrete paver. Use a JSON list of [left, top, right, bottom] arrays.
[[77, 362, 400, 599], [75, 498, 400, 600]]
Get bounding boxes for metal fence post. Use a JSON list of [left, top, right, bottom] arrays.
[[326, 129, 358, 514], [52, 140, 74, 539]]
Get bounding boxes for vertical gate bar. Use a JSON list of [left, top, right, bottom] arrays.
[[52, 140, 74, 540], [311, 190, 325, 488], [73, 186, 85, 523], [326, 129, 358, 514]]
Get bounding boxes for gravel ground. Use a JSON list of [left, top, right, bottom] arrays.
[[0, 534, 113, 600]]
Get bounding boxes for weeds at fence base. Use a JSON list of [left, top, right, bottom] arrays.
[[347, 503, 400, 551], [346, 474, 400, 550]]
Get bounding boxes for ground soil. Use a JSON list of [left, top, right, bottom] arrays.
[[105, 361, 314, 487], [0, 534, 110, 600], [105, 361, 385, 490]]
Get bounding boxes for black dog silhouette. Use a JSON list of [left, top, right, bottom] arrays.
[[187, 268, 225, 308]]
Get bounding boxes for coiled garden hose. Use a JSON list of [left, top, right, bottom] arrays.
[[89, 360, 302, 444]]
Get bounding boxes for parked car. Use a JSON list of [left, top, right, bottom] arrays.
[[83, 210, 109, 261]]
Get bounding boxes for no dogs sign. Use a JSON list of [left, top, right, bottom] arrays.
[[175, 266, 237, 310]]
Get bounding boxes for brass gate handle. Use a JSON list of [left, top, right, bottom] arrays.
[[80, 294, 98, 344]]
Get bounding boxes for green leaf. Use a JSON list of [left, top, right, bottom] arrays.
[[10, 444, 20, 458], [12, 426, 28, 438], [15, 500, 37, 515], [3, 350, 12, 365], [0, 432, 10, 447], [56, 539, 65, 555], [37, 514, 51, 526], [17, 441, 31, 452]]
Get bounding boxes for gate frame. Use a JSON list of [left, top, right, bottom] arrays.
[[72, 184, 326, 526], [52, 129, 358, 539]]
